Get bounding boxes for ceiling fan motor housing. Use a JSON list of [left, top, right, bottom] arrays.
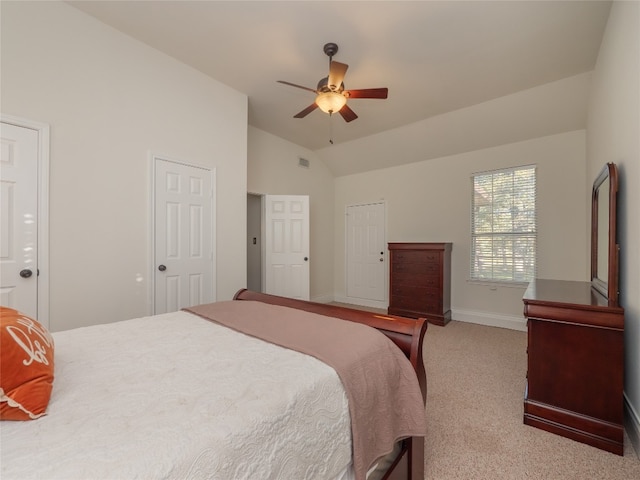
[[317, 76, 344, 93]]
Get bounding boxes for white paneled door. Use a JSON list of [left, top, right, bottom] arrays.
[[0, 123, 39, 319], [264, 195, 309, 300], [346, 202, 386, 302], [154, 158, 214, 314]]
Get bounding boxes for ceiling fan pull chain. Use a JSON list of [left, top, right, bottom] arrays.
[[329, 113, 334, 144]]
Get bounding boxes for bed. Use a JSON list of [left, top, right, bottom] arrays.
[[1, 289, 428, 480]]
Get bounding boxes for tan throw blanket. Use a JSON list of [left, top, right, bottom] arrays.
[[185, 300, 426, 480]]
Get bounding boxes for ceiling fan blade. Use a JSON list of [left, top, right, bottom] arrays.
[[345, 88, 388, 99], [277, 80, 317, 94], [338, 104, 358, 123], [328, 61, 348, 90], [293, 103, 319, 118]]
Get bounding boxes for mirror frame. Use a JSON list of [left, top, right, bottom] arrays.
[[591, 162, 619, 304]]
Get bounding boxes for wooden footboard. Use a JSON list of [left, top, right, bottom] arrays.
[[233, 289, 427, 480]]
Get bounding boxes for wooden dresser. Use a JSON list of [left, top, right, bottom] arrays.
[[522, 278, 624, 454], [387, 242, 452, 326]]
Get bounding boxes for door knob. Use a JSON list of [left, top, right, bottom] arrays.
[[158, 265, 166, 272], [19, 269, 33, 278], [304, 257, 308, 261]]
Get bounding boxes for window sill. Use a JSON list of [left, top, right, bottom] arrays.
[[467, 279, 530, 289]]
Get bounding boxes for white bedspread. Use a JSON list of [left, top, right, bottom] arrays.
[[1, 311, 353, 480]]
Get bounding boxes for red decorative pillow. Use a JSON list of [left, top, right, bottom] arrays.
[[0, 307, 55, 420]]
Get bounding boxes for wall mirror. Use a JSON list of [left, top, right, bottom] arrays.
[[591, 162, 619, 304]]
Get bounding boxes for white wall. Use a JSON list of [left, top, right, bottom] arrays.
[[247, 126, 335, 301], [334, 131, 587, 329], [1, 1, 248, 331], [586, 0, 640, 453]]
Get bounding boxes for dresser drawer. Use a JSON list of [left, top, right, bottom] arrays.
[[392, 261, 440, 275], [391, 294, 440, 312], [393, 250, 440, 265], [392, 283, 440, 298], [392, 272, 439, 287]]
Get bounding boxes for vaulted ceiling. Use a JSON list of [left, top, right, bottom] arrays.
[[69, 1, 611, 156]]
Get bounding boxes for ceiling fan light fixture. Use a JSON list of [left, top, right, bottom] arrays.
[[315, 91, 347, 114], [279, 42, 387, 122]]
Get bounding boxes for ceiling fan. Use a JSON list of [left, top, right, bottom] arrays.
[[277, 43, 388, 123]]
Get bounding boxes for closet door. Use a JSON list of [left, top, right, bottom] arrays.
[[154, 157, 215, 313], [346, 202, 386, 303], [0, 122, 39, 319]]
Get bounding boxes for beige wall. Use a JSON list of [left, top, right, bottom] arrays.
[[317, 73, 590, 178], [1, 2, 248, 331], [249, 78, 591, 331], [334, 131, 587, 329], [247, 127, 335, 301], [5, 4, 635, 436], [586, 0, 640, 451]]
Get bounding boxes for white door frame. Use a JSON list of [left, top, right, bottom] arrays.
[[343, 200, 387, 310], [150, 154, 216, 314], [1, 114, 50, 328]]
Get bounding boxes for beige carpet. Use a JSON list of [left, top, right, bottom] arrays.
[[422, 320, 640, 479]]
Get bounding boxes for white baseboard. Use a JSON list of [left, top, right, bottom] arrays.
[[331, 294, 387, 311], [451, 308, 527, 332], [310, 293, 335, 304], [625, 392, 640, 459], [321, 296, 528, 330], [324, 299, 527, 332]]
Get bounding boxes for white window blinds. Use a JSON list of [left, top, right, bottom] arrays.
[[471, 165, 537, 283]]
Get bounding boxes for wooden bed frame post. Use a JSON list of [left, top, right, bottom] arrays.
[[408, 437, 425, 480]]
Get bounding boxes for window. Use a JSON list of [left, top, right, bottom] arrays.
[[471, 165, 536, 283]]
